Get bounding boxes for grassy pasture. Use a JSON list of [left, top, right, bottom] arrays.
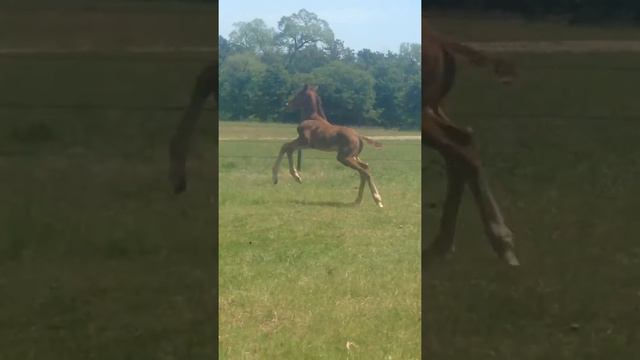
[[219, 125, 421, 358], [424, 50, 640, 358]]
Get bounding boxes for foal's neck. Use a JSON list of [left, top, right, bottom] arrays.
[[302, 93, 329, 122], [301, 109, 329, 122]]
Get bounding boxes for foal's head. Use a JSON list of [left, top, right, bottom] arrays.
[[286, 84, 327, 120]]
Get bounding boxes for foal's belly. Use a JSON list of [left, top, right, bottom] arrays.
[[310, 145, 338, 152], [309, 135, 344, 151]]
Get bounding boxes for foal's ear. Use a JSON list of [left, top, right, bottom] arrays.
[[310, 85, 319, 91]]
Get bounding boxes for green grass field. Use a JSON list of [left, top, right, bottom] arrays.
[[219, 124, 421, 358], [424, 51, 640, 358]]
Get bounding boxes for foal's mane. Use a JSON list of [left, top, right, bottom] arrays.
[[304, 84, 328, 121]]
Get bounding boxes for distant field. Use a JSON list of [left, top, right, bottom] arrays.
[[0, 3, 216, 358], [424, 49, 640, 358], [219, 120, 420, 139], [429, 12, 640, 41], [0, 2, 215, 51], [219, 123, 421, 359]]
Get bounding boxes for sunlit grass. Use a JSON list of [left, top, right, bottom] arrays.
[[219, 127, 421, 359]]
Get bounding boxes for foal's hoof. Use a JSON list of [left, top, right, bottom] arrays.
[[423, 247, 454, 269], [501, 250, 521, 266], [169, 164, 187, 194], [373, 194, 383, 208], [289, 169, 302, 183], [170, 174, 187, 194], [172, 179, 186, 194], [426, 242, 455, 258]]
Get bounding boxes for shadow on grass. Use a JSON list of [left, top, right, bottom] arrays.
[[290, 199, 358, 208]]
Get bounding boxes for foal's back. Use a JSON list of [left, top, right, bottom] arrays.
[[298, 119, 359, 151]]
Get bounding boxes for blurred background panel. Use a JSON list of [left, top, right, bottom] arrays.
[[0, 1, 218, 359], [424, 1, 640, 359]]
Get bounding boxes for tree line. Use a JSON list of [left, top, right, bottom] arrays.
[[426, 0, 640, 23], [219, 9, 421, 129]]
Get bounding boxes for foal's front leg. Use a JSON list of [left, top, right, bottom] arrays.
[[355, 173, 366, 204], [337, 155, 383, 208]]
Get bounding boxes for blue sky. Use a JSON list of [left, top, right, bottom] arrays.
[[219, 0, 421, 53]]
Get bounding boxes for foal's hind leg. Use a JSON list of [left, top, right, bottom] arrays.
[[434, 132, 519, 266], [337, 154, 383, 208], [272, 138, 303, 184], [435, 106, 452, 123], [355, 157, 369, 169], [427, 159, 465, 257], [467, 169, 519, 266], [354, 137, 369, 170], [285, 141, 303, 183]]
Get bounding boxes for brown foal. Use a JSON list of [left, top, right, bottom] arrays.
[[423, 21, 520, 266], [272, 85, 384, 208]]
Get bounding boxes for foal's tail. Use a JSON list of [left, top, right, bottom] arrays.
[[361, 136, 383, 148], [441, 39, 517, 85]]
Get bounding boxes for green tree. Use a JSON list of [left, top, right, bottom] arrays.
[[289, 45, 330, 73], [219, 53, 266, 119], [355, 49, 386, 70], [276, 9, 335, 70], [399, 43, 421, 69], [218, 10, 420, 126], [397, 43, 421, 128], [219, 35, 232, 62], [310, 62, 377, 125], [371, 61, 404, 127], [325, 39, 356, 63], [255, 64, 291, 121], [228, 19, 277, 55], [401, 74, 421, 129]]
